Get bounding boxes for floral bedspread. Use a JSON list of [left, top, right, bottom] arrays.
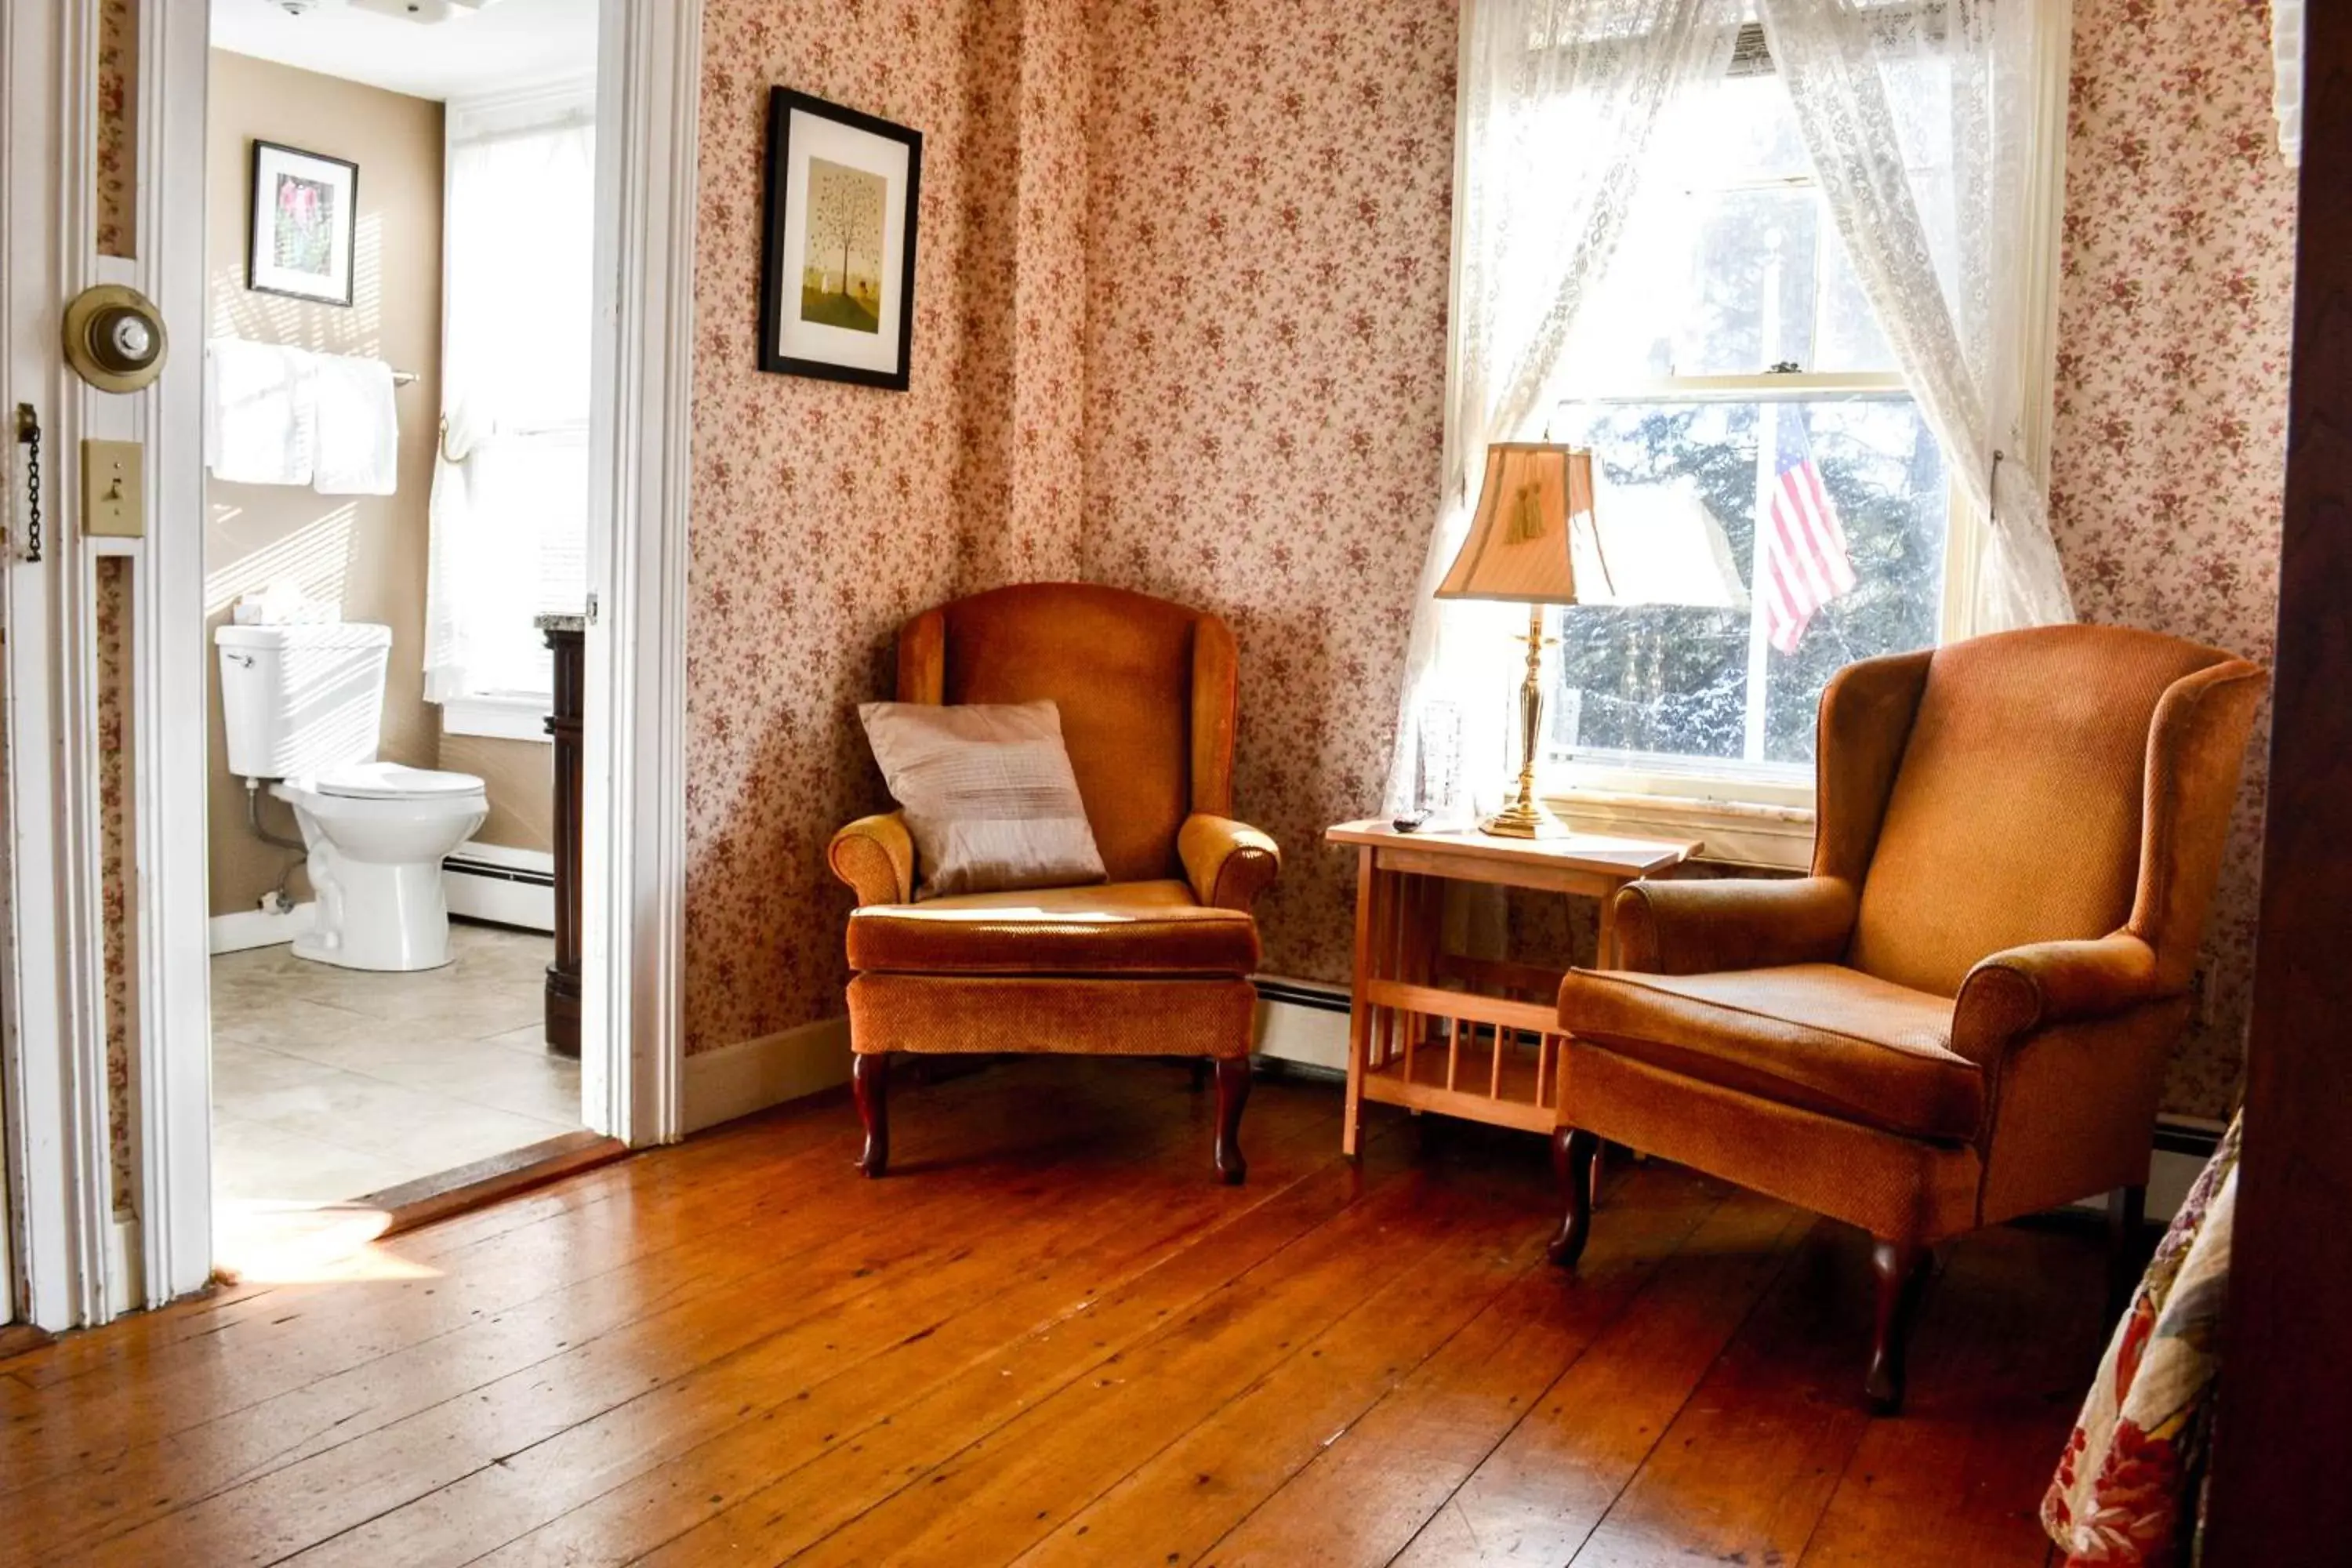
[[2042, 1115, 2241, 1566]]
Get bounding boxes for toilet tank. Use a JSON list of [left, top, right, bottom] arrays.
[[216, 622, 394, 781]]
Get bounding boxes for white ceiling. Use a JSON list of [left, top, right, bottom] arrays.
[[210, 0, 598, 103]]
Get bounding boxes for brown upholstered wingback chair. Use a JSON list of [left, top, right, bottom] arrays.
[[1551, 625, 2265, 1412], [826, 583, 1280, 1184]]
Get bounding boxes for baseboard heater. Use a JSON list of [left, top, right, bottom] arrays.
[[1252, 976, 1350, 1014], [444, 848, 557, 935]]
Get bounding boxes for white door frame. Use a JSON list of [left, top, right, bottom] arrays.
[[583, 0, 701, 1149], [3, 0, 116, 1331], [1, 0, 700, 1331]]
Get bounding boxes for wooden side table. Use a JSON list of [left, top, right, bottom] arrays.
[[1324, 820, 1698, 1157]]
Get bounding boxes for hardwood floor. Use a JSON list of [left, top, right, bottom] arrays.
[[0, 1059, 2100, 1566]]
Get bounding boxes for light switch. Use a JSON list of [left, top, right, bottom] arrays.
[[82, 438, 143, 538]]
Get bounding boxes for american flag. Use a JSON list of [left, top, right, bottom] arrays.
[[1761, 412, 1857, 655]]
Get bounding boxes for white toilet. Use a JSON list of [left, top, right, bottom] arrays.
[[218, 622, 489, 971]]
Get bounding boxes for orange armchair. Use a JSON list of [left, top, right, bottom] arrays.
[[826, 583, 1280, 1183], [1551, 626, 2265, 1411]]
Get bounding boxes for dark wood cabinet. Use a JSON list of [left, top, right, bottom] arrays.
[[542, 616, 585, 1058]]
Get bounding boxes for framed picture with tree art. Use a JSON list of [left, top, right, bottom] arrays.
[[757, 88, 923, 390]]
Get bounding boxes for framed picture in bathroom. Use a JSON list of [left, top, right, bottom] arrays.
[[247, 140, 359, 307], [757, 88, 923, 390]]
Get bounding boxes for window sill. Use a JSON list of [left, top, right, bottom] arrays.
[[1541, 785, 1815, 871], [440, 695, 554, 743]]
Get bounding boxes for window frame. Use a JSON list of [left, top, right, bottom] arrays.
[[1531, 24, 2067, 862], [1545, 368, 1959, 788], [441, 693, 557, 743]]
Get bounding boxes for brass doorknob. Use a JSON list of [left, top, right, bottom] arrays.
[[63, 285, 169, 393]]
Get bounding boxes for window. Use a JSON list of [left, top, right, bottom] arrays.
[[1543, 38, 1958, 789], [424, 89, 595, 735]]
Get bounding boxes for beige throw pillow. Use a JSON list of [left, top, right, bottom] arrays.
[[857, 700, 1108, 900]]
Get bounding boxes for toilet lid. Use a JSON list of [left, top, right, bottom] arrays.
[[311, 761, 486, 800]]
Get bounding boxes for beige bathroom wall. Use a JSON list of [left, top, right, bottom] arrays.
[[204, 49, 444, 918], [438, 731, 554, 854]]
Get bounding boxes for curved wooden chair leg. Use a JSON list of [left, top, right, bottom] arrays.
[[1866, 1239, 1932, 1414], [853, 1052, 890, 1178], [1213, 1056, 1251, 1185], [1548, 1127, 1600, 1267]]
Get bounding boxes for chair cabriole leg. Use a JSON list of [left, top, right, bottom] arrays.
[[1866, 1238, 1930, 1414], [1549, 1126, 1600, 1267], [853, 1052, 890, 1178], [1213, 1055, 1251, 1185]]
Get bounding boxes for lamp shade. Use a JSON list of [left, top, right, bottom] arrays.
[[1434, 442, 1596, 604]]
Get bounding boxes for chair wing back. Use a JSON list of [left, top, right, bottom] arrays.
[[1836, 625, 2263, 998], [896, 583, 1239, 884]]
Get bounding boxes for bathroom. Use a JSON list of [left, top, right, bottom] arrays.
[[202, 0, 601, 1223]]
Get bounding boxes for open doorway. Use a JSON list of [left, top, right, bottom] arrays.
[[200, 0, 604, 1250]]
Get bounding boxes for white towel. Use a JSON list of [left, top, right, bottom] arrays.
[[205, 339, 315, 486], [310, 352, 400, 496]]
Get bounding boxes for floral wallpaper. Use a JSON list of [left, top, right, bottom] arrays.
[[687, 0, 990, 1054], [956, 0, 1089, 586], [1079, 0, 1461, 986], [97, 0, 136, 1205], [98, 0, 135, 257], [2049, 0, 2296, 1120], [99, 560, 136, 1215]]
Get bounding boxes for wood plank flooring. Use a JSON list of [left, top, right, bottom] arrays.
[[0, 1059, 2100, 1566]]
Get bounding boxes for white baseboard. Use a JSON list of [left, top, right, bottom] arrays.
[[107, 1214, 145, 1317], [677, 988, 2219, 1230], [677, 993, 1336, 1139], [682, 1015, 853, 1134], [445, 843, 556, 934], [209, 902, 317, 955], [1254, 985, 1349, 1073]]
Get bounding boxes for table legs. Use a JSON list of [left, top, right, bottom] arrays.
[[1342, 848, 1377, 1159]]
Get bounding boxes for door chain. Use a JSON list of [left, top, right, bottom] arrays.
[[13, 402, 41, 564]]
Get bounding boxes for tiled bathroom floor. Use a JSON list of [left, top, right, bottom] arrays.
[[211, 921, 582, 1205]]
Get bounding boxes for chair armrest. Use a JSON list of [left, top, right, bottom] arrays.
[[1179, 814, 1282, 913], [1610, 875, 1858, 975], [1951, 933, 2168, 1066], [827, 811, 916, 907]]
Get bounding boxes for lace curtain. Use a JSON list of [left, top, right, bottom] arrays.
[[423, 99, 597, 705], [1384, 0, 1747, 814], [2271, 0, 2304, 167], [1757, 0, 2075, 633], [1387, 0, 2074, 811]]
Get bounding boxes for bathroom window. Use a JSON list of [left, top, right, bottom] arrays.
[[424, 88, 596, 738]]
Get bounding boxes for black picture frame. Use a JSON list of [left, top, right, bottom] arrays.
[[245, 140, 361, 308], [757, 88, 923, 390]]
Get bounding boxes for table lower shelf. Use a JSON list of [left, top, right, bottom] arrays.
[[1360, 1036, 1559, 1132], [1356, 976, 1565, 1134]]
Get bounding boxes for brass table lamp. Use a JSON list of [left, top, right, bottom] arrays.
[[1434, 442, 1597, 839]]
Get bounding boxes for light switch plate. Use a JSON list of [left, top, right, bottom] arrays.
[[82, 437, 144, 537]]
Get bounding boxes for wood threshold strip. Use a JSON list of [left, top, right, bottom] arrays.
[[362, 1130, 630, 1237]]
